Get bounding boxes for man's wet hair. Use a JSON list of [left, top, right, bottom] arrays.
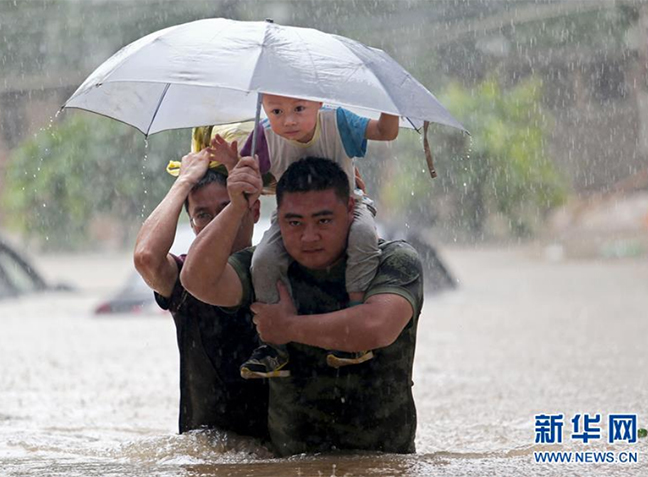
[[184, 168, 227, 213], [276, 157, 350, 207]]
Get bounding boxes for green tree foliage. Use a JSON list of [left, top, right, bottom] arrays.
[[2, 114, 186, 250], [381, 76, 567, 239]]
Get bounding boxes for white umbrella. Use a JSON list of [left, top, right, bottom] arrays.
[[64, 18, 465, 133], [63, 18, 467, 176]]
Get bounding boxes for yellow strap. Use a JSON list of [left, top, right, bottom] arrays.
[[193, 122, 254, 152], [191, 125, 214, 153], [167, 121, 256, 176], [166, 160, 224, 177]]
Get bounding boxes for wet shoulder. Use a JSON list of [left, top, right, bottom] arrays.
[[376, 240, 423, 285], [228, 246, 255, 270], [367, 240, 424, 316]]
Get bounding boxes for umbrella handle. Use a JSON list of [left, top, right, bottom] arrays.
[[250, 92, 263, 157], [244, 92, 264, 204]]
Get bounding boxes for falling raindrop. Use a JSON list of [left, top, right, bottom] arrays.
[[140, 138, 150, 217]]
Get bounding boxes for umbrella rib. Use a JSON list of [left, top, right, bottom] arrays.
[[406, 117, 421, 133], [62, 105, 150, 136], [336, 39, 401, 117], [248, 23, 271, 94], [189, 19, 233, 67], [363, 51, 404, 118], [286, 28, 322, 91], [98, 24, 181, 86], [146, 83, 171, 137]]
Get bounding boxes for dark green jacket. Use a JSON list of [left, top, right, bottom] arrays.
[[230, 240, 423, 456]]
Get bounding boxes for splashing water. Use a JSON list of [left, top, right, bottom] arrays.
[[465, 132, 472, 161]]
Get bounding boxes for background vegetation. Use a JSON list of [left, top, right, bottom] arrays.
[[1, 0, 644, 250], [2, 115, 183, 250]]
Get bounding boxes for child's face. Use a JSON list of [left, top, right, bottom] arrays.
[[262, 94, 322, 143]]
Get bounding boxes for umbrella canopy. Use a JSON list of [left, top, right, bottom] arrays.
[[63, 18, 466, 136]]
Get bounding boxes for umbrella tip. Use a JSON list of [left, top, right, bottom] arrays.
[[265, 18, 274, 23]]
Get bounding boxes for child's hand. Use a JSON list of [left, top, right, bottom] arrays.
[[365, 113, 399, 141], [206, 134, 239, 172]]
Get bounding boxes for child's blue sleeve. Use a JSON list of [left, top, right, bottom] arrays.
[[336, 108, 370, 158]]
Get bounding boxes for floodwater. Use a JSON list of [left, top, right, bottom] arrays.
[[1, 246, 647, 476]]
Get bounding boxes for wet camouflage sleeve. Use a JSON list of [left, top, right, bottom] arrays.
[[364, 240, 424, 317], [227, 247, 256, 307], [230, 240, 424, 456]]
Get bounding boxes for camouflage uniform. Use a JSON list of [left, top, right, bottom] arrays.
[[229, 240, 423, 456], [155, 254, 268, 438]]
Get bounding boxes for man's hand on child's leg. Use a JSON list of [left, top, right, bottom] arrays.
[[250, 281, 297, 345]]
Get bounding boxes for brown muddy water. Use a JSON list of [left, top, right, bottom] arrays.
[[1, 246, 647, 476]]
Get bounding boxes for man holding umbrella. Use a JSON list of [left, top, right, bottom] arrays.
[[181, 156, 424, 456], [65, 17, 462, 454], [133, 148, 268, 438]]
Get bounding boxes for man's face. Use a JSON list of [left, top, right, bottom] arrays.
[[262, 94, 322, 143], [278, 188, 354, 270], [188, 182, 259, 251]]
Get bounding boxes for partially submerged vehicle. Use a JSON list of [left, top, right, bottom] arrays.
[[0, 235, 73, 300], [95, 220, 455, 315]]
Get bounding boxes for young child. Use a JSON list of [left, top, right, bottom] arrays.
[[213, 94, 399, 379]]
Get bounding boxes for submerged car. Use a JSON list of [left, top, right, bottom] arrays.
[[94, 218, 454, 315], [0, 235, 73, 300], [378, 223, 456, 293], [94, 219, 271, 315]]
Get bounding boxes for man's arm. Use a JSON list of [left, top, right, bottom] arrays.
[[180, 157, 262, 307], [133, 150, 210, 297], [251, 283, 413, 351], [364, 113, 400, 141]]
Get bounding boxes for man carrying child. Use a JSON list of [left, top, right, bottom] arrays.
[[210, 94, 400, 378], [181, 156, 423, 456]]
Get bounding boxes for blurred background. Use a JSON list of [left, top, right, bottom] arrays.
[[1, 2, 647, 475], [1, 0, 647, 257]]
